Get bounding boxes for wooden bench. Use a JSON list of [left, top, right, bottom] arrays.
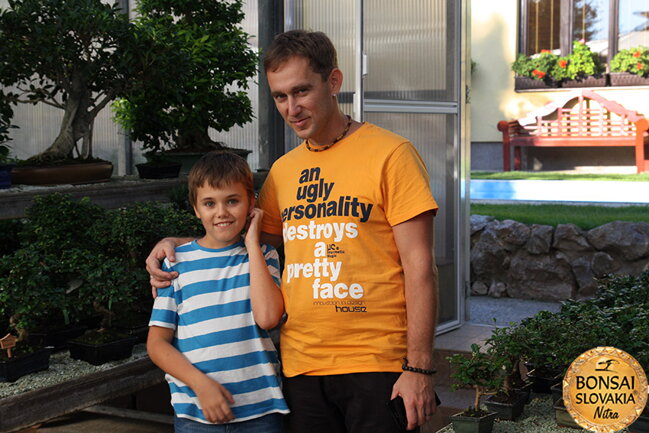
[[497, 90, 649, 173]]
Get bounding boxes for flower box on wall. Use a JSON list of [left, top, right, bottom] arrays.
[[561, 74, 608, 88], [515, 76, 561, 91], [609, 72, 649, 87]]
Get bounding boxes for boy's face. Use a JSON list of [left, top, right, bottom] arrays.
[[267, 55, 343, 146], [193, 181, 253, 250]]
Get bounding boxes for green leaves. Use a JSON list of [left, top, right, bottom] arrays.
[[610, 46, 649, 77]]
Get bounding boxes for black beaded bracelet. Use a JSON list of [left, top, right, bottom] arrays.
[[402, 357, 437, 375]]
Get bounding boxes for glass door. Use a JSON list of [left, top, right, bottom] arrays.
[[284, 0, 468, 333]]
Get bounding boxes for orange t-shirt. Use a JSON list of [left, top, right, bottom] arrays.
[[258, 123, 438, 377]]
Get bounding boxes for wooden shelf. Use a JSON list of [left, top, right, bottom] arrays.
[[0, 357, 165, 432]]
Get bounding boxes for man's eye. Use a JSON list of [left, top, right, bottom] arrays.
[[274, 95, 286, 101]]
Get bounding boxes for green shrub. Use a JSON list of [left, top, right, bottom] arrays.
[[610, 46, 649, 76]]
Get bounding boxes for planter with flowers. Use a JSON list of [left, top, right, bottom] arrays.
[[609, 46, 649, 86], [512, 50, 561, 90], [551, 41, 606, 88]]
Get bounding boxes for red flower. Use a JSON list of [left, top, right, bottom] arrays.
[[532, 69, 546, 79], [633, 51, 642, 58], [558, 59, 568, 68], [540, 49, 551, 54], [638, 63, 644, 70]]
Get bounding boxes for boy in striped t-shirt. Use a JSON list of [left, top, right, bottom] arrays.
[[148, 151, 289, 433]]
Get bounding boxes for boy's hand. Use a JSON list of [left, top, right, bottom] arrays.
[[244, 208, 264, 248], [145, 238, 180, 298], [194, 378, 236, 423]]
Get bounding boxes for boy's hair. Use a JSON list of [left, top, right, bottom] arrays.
[[263, 30, 338, 82], [188, 151, 254, 207]]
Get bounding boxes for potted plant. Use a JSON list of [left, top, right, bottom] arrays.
[[448, 344, 502, 433], [0, 0, 136, 185], [484, 324, 530, 420], [0, 246, 58, 381], [554, 40, 606, 87], [113, 0, 257, 175], [512, 50, 561, 90], [609, 46, 649, 86]]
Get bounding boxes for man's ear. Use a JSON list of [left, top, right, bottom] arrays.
[[329, 68, 343, 95]]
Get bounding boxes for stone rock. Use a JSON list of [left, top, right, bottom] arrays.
[[488, 281, 507, 298], [586, 221, 649, 261], [570, 255, 597, 298], [553, 224, 592, 254], [507, 251, 575, 301], [471, 214, 495, 236], [591, 251, 618, 277], [471, 281, 488, 296], [470, 224, 509, 284], [492, 219, 531, 251], [525, 224, 554, 255]]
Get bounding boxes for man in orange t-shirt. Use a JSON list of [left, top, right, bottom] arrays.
[[147, 30, 439, 433]]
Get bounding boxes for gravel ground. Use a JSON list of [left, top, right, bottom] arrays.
[[0, 344, 148, 399], [437, 395, 630, 433]]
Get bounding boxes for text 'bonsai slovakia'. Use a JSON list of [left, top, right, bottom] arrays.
[[0, 0, 134, 163], [113, 0, 258, 155]]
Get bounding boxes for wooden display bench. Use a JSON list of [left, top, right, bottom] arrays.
[[0, 357, 165, 433]]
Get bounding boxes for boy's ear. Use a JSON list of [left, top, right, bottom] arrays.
[[248, 196, 256, 213], [193, 206, 200, 218]]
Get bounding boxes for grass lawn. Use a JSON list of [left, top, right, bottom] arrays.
[[472, 171, 649, 182], [471, 203, 649, 230]]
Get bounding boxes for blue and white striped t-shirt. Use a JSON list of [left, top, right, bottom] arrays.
[[149, 240, 289, 424]]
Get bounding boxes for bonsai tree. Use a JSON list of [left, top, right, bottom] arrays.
[[448, 343, 504, 414], [486, 323, 528, 397], [113, 0, 258, 155], [0, 0, 134, 163]]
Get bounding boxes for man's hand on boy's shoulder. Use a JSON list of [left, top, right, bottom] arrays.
[[146, 237, 181, 298]]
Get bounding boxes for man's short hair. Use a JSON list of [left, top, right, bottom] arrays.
[[188, 151, 254, 207], [263, 30, 338, 81]]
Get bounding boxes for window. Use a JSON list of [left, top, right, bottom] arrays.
[[521, 0, 649, 63]]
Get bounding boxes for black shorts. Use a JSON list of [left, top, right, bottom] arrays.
[[282, 372, 420, 433]]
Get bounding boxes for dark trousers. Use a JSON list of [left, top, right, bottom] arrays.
[[282, 372, 420, 433]]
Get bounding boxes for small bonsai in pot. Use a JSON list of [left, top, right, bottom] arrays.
[[484, 323, 530, 420], [448, 344, 502, 433], [113, 0, 257, 169]]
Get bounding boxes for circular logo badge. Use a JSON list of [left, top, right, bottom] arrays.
[[563, 347, 648, 433]]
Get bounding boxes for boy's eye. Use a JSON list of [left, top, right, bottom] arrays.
[[204, 201, 214, 207], [227, 199, 239, 205]]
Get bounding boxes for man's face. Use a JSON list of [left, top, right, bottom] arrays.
[[267, 56, 342, 145]]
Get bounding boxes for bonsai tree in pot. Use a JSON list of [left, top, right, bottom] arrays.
[[448, 343, 503, 433], [0, 0, 134, 165], [113, 0, 258, 169]]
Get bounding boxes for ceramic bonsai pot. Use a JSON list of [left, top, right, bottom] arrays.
[[0, 347, 51, 382], [11, 161, 113, 185], [135, 161, 181, 179], [29, 325, 88, 351], [527, 368, 562, 394], [0, 163, 14, 189], [450, 411, 497, 433], [485, 391, 527, 420], [68, 334, 138, 366], [554, 398, 580, 429], [630, 410, 649, 433]]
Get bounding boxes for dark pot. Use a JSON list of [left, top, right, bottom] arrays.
[[0, 347, 51, 382], [450, 411, 497, 433], [485, 392, 527, 421], [29, 325, 88, 351], [514, 381, 534, 403], [554, 398, 580, 429], [135, 162, 181, 179], [527, 368, 562, 394], [609, 72, 649, 87], [550, 382, 563, 406], [0, 163, 14, 189], [68, 335, 138, 366], [515, 76, 561, 91], [11, 161, 113, 186], [561, 74, 607, 88], [630, 412, 649, 433]]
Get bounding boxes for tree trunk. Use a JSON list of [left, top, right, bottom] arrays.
[[28, 88, 94, 163], [175, 128, 223, 152]]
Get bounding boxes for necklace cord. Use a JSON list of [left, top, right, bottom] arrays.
[[306, 115, 352, 152]]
